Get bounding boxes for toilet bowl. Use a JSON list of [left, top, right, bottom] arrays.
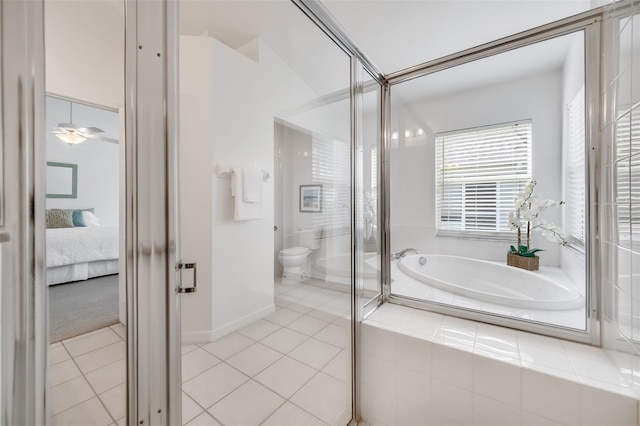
[[278, 246, 312, 281], [278, 229, 320, 283]]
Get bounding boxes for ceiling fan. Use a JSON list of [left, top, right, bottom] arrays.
[[50, 101, 118, 145]]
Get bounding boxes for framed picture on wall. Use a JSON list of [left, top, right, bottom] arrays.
[[299, 184, 322, 213]]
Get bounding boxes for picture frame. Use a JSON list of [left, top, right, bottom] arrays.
[[46, 162, 78, 199], [299, 184, 322, 213]]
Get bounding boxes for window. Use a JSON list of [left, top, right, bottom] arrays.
[[435, 120, 533, 237], [566, 85, 586, 246], [311, 133, 350, 230], [616, 107, 640, 243]]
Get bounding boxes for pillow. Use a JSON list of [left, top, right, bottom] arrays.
[[71, 208, 95, 227], [82, 211, 101, 227], [72, 210, 86, 227], [46, 209, 74, 229]]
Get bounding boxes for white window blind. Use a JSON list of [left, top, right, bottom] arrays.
[[371, 146, 378, 196], [616, 107, 640, 241], [436, 120, 533, 236], [566, 85, 586, 245], [311, 134, 350, 231]]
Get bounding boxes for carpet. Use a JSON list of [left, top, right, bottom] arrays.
[[49, 274, 120, 343]]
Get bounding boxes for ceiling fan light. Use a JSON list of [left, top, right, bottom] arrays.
[[55, 132, 87, 145]]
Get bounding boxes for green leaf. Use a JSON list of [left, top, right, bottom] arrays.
[[528, 248, 544, 254], [509, 245, 517, 254], [519, 245, 528, 252]]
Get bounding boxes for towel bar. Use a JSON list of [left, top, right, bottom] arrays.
[[215, 163, 270, 182]]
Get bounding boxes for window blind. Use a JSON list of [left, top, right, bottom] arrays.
[[566, 85, 586, 245], [311, 134, 350, 231], [436, 120, 533, 235], [616, 107, 640, 241]]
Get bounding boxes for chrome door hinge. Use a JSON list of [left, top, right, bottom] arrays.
[[176, 262, 197, 293]]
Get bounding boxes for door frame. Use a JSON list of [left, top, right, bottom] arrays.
[[125, 0, 182, 424], [0, 0, 47, 424]]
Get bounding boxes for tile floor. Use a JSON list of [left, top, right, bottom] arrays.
[[48, 279, 352, 426]]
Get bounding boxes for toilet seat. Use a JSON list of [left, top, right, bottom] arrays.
[[280, 246, 310, 256]]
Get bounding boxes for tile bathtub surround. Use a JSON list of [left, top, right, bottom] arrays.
[[361, 303, 640, 426]]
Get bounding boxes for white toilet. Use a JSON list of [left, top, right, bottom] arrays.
[[278, 229, 320, 283]]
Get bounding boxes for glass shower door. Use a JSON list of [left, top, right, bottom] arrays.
[[177, 1, 354, 424]]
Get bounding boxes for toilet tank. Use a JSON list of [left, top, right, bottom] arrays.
[[297, 228, 320, 250]]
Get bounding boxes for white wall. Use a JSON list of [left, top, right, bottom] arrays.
[[390, 70, 564, 265], [45, 97, 120, 227], [45, 1, 124, 110]]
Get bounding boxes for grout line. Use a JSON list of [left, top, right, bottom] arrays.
[[51, 327, 120, 424]]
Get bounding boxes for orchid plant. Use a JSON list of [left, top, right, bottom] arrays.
[[508, 181, 568, 258]]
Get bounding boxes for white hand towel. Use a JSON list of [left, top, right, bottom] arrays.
[[243, 166, 262, 203], [232, 167, 261, 221]]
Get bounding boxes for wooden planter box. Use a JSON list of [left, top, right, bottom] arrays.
[[507, 253, 539, 271]]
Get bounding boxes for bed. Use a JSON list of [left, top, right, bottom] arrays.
[[46, 226, 119, 285]]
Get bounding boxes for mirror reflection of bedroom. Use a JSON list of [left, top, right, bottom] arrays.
[[44, 1, 126, 424]]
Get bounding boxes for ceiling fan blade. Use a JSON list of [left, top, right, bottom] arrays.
[[77, 126, 104, 134], [83, 133, 119, 144], [99, 136, 119, 144]]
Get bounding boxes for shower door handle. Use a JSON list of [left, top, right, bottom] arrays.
[[176, 262, 197, 293]]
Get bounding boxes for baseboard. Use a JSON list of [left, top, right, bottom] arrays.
[[181, 303, 276, 345]]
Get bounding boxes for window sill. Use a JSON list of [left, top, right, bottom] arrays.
[[436, 230, 515, 242]]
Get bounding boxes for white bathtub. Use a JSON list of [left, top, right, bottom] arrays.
[[397, 254, 583, 310]]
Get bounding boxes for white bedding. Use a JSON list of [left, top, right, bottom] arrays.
[[46, 226, 119, 268]]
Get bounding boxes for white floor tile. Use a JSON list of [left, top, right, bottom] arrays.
[[226, 343, 283, 377], [287, 286, 319, 299], [307, 308, 340, 323], [49, 359, 82, 387], [181, 344, 199, 355], [285, 301, 315, 315], [314, 323, 348, 348], [289, 338, 341, 370], [62, 326, 112, 344], [64, 328, 122, 358], [262, 402, 326, 426], [50, 396, 113, 426], [260, 327, 308, 354], [254, 356, 316, 398], [74, 341, 126, 374], [322, 350, 349, 382], [183, 362, 248, 409], [186, 411, 221, 426], [49, 345, 71, 365], [208, 380, 284, 426], [110, 323, 127, 340], [50, 376, 94, 416], [200, 332, 254, 360], [290, 373, 348, 425], [182, 348, 220, 382], [100, 383, 126, 421], [182, 392, 203, 425], [263, 307, 303, 326], [85, 358, 126, 394], [287, 316, 329, 336], [237, 319, 281, 341]]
